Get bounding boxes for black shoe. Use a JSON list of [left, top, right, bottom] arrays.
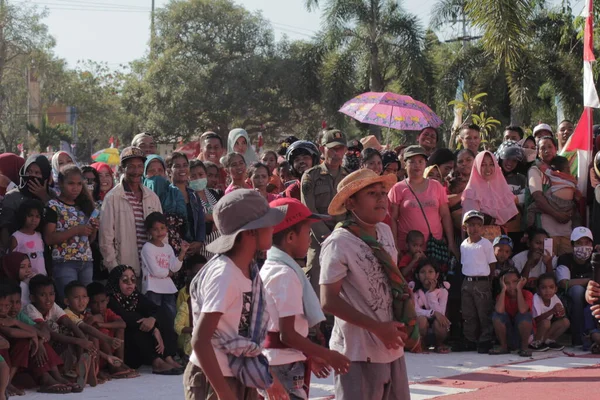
[[477, 341, 493, 354], [529, 340, 549, 352], [451, 341, 477, 352]]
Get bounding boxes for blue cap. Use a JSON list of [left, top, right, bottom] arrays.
[[492, 235, 513, 249]]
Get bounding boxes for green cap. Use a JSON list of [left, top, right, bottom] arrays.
[[321, 129, 348, 149]]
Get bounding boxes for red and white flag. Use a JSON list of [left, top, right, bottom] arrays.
[[561, 0, 599, 194]]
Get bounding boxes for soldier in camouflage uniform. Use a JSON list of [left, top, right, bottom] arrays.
[[301, 129, 349, 296]]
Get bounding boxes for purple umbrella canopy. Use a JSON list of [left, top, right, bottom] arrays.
[[339, 92, 444, 131]]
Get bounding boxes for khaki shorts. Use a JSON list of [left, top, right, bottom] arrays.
[[183, 362, 258, 400]]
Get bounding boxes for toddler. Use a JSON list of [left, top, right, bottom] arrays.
[[531, 273, 570, 351], [399, 230, 426, 282]]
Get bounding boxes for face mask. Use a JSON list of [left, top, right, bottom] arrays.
[[189, 178, 207, 192], [523, 148, 537, 163], [573, 246, 593, 260]]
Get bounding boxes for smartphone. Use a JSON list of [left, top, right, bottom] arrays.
[[543, 238, 553, 256]]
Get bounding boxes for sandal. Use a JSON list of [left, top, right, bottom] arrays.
[[434, 345, 451, 354], [518, 349, 533, 357], [67, 383, 84, 393], [38, 383, 72, 394], [489, 347, 510, 355], [591, 343, 600, 355]]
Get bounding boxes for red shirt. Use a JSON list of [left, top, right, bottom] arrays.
[[504, 290, 533, 318], [398, 253, 415, 282]]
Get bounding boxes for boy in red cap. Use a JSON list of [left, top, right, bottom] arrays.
[[260, 198, 350, 399]]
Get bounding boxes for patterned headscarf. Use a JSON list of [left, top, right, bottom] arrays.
[[106, 265, 139, 312]]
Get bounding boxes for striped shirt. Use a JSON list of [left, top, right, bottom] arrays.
[[124, 190, 146, 256]]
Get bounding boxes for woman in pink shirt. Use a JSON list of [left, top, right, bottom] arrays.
[[389, 146, 458, 258]]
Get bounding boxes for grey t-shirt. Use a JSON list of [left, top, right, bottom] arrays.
[[319, 223, 404, 363]]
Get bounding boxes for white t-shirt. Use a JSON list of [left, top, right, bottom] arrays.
[[260, 260, 308, 366], [189, 255, 252, 377], [141, 242, 182, 294], [532, 293, 562, 320], [460, 237, 496, 277], [512, 251, 557, 279], [11, 231, 47, 276], [23, 302, 67, 333], [319, 223, 403, 363]]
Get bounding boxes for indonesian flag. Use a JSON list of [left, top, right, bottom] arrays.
[[560, 0, 599, 195]]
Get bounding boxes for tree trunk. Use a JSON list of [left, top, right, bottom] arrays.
[[369, 41, 384, 141]]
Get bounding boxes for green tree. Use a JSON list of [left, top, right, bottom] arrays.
[[26, 113, 70, 151]]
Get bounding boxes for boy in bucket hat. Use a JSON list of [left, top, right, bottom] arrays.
[[185, 189, 287, 400], [260, 198, 350, 399], [319, 169, 416, 400]]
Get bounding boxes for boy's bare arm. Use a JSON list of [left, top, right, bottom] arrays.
[[78, 322, 115, 345]]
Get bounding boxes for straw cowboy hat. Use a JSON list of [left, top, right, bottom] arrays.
[[328, 169, 397, 216], [360, 135, 383, 151]]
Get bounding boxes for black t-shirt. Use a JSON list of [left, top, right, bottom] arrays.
[[557, 253, 593, 279]]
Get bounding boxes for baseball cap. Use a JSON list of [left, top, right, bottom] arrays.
[[206, 189, 286, 254], [321, 129, 348, 148], [492, 235, 514, 249], [269, 198, 329, 234], [533, 123, 553, 137], [402, 145, 429, 162], [120, 146, 147, 166], [462, 210, 484, 225], [570, 226, 593, 242]]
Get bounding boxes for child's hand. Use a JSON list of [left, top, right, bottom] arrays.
[[372, 321, 406, 350], [264, 374, 290, 400], [153, 329, 164, 354], [592, 304, 600, 320], [542, 250, 553, 267], [500, 276, 507, 292], [586, 280, 600, 305], [428, 278, 438, 289], [310, 356, 332, 379], [37, 329, 50, 343], [434, 311, 451, 329], [106, 355, 123, 367], [137, 317, 156, 332], [76, 224, 94, 237], [553, 303, 565, 317], [109, 337, 122, 350], [325, 350, 351, 375], [180, 241, 190, 255], [517, 277, 527, 290], [89, 218, 99, 230], [34, 341, 48, 367], [78, 338, 97, 354], [29, 335, 40, 356]]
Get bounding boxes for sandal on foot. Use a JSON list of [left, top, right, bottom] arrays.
[[67, 383, 84, 393], [518, 349, 533, 357], [489, 347, 510, 355], [75, 353, 91, 391], [38, 384, 72, 394], [591, 343, 600, 355], [434, 345, 451, 354]]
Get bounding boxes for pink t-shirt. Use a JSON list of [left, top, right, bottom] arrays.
[[388, 179, 448, 251]]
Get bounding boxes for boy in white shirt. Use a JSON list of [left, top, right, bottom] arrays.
[[185, 189, 286, 400], [320, 169, 413, 400], [141, 212, 189, 322], [454, 210, 496, 353], [261, 198, 350, 399]]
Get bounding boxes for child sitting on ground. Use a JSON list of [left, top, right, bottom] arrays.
[[23, 275, 95, 393], [63, 281, 131, 384], [86, 282, 138, 379], [174, 255, 206, 363], [141, 212, 188, 322], [410, 258, 451, 353], [453, 210, 496, 353], [492, 235, 515, 296], [489, 269, 533, 357], [531, 273, 570, 352], [3, 283, 72, 394], [399, 230, 426, 283], [261, 198, 350, 399]]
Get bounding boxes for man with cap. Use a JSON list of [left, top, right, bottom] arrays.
[[131, 132, 157, 156], [301, 128, 349, 295], [532, 123, 554, 144], [99, 146, 163, 277], [555, 226, 597, 346], [185, 189, 287, 400]]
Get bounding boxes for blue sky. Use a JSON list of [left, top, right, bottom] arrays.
[[31, 0, 439, 67]]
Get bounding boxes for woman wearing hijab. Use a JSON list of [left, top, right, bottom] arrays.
[[227, 128, 258, 164], [51, 151, 76, 182], [1, 252, 35, 306], [106, 265, 182, 374], [462, 151, 519, 241], [0, 153, 25, 198], [143, 169, 189, 256], [0, 155, 53, 250], [91, 162, 114, 201]]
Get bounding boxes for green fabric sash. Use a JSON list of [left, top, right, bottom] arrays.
[[337, 219, 422, 352]]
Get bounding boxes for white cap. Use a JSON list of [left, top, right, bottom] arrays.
[[570, 226, 593, 242], [533, 123, 553, 137], [462, 210, 484, 225]]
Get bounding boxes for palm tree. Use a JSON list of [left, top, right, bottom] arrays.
[[306, 0, 424, 137]]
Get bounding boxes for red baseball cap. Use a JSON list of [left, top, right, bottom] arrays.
[[269, 198, 330, 234]]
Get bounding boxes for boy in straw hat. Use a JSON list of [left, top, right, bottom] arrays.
[[319, 169, 419, 400], [260, 198, 350, 399], [185, 189, 288, 400]]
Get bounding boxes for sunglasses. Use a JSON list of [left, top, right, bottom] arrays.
[[120, 277, 136, 285]]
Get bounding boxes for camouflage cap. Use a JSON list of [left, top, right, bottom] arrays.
[[321, 129, 348, 149], [120, 146, 147, 166]]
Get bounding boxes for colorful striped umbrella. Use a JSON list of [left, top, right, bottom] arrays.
[[91, 147, 120, 166]]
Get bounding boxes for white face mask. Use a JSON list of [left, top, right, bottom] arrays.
[[573, 246, 593, 260], [189, 178, 207, 191], [523, 148, 537, 163]]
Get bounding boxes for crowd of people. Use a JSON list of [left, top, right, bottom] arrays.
[[0, 123, 599, 400]]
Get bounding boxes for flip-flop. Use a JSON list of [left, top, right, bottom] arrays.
[[37, 384, 72, 394], [152, 368, 181, 376], [74, 353, 90, 391], [434, 345, 451, 354]]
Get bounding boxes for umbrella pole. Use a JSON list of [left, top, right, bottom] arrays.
[[386, 108, 393, 147]]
